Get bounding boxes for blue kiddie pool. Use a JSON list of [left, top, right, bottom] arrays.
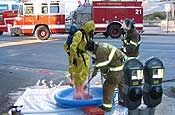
[[54, 87, 103, 108]]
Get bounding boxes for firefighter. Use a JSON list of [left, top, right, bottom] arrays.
[[121, 18, 141, 59], [64, 24, 79, 87], [85, 40, 127, 112], [70, 20, 95, 100]]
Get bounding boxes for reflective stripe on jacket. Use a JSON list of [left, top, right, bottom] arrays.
[[109, 65, 124, 71], [127, 56, 139, 60], [95, 43, 125, 73], [103, 103, 112, 108], [123, 39, 141, 49], [95, 48, 116, 67]]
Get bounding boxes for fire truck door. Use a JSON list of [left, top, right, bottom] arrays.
[[49, 2, 65, 33], [34, 4, 49, 24], [23, 3, 35, 34]]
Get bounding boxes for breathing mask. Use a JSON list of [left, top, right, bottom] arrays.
[[85, 40, 96, 58], [88, 30, 94, 39]]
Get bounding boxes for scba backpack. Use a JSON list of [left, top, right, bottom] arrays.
[[66, 35, 74, 49], [66, 24, 86, 49], [66, 24, 78, 49]]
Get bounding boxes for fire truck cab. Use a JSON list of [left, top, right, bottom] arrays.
[[0, 0, 19, 35], [72, 0, 143, 38], [11, 0, 66, 40]]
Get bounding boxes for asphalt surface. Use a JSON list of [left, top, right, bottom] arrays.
[[0, 27, 175, 115], [142, 26, 175, 36]]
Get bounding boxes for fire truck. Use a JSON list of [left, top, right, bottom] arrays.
[[10, 0, 80, 40], [72, 0, 143, 38], [0, 0, 19, 35]]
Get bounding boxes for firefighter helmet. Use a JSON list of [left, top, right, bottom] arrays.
[[121, 18, 135, 31]]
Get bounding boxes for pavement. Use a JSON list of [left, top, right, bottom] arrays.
[[0, 27, 175, 43], [0, 28, 175, 115], [141, 26, 175, 36]]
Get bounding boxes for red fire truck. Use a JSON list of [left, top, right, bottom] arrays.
[[10, 0, 66, 40], [0, 0, 19, 35], [72, 0, 143, 38], [10, 0, 143, 40], [10, 0, 81, 40], [0, 10, 18, 35]]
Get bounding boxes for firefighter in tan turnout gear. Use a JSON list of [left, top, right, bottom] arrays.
[[85, 41, 127, 111], [70, 20, 95, 100], [121, 18, 141, 59]]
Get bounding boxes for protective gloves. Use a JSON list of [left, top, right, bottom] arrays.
[[73, 58, 77, 66], [67, 52, 70, 56], [88, 30, 94, 40]]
